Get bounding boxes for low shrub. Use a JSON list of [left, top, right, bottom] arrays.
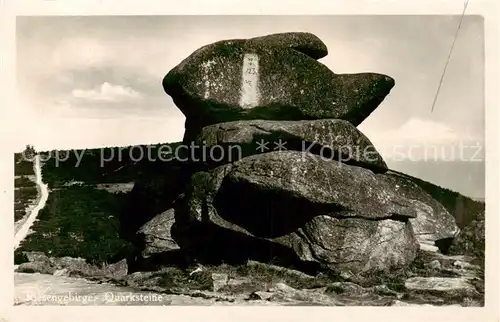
[[15, 176, 36, 188]]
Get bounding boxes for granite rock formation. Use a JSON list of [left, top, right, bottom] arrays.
[[132, 32, 459, 277]]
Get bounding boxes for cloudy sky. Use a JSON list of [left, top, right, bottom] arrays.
[[15, 15, 485, 196]]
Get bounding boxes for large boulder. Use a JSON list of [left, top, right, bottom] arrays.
[[175, 151, 419, 275], [137, 208, 180, 258], [163, 32, 395, 141], [118, 160, 191, 241], [274, 215, 418, 274], [193, 119, 388, 172], [209, 151, 417, 222], [404, 277, 478, 297], [381, 171, 460, 248]]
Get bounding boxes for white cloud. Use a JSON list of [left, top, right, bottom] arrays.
[[387, 118, 459, 143], [361, 118, 460, 149], [72, 82, 142, 102], [361, 118, 484, 161]]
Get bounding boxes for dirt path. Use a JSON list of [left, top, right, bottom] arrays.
[[14, 155, 49, 249]]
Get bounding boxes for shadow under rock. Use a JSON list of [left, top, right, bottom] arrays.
[[214, 177, 343, 238], [173, 220, 325, 276]]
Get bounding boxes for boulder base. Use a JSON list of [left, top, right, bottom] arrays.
[[137, 209, 180, 258], [382, 171, 460, 248], [175, 151, 419, 275]]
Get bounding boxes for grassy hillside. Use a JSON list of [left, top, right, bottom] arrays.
[[15, 143, 184, 265], [14, 155, 37, 221], [14, 159, 35, 176], [14, 186, 38, 221], [15, 186, 133, 265]]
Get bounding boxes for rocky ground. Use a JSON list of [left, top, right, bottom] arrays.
[[15, 248, 484, 306]]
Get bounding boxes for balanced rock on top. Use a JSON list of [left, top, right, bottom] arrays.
[[163, 32, 395, 141]]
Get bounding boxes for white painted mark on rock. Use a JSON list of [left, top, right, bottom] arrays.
[[201, 60, 217, 99], [240, 53, 259, 108]]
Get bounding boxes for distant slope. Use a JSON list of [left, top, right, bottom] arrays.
[[35, 142, 183, 188], [388, 169, 485, 228], [387, 160, 485, 201], [14, 155, 37, 221], [14, 153, 35, 176]]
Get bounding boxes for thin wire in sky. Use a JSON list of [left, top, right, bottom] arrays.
[[431, 0, 470, 113]]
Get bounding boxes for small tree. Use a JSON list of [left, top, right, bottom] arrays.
[[23, 145, 36, 161], [455, 194, 465, 227]]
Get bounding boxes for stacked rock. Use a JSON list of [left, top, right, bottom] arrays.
[[152, 32, 459, 276]]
